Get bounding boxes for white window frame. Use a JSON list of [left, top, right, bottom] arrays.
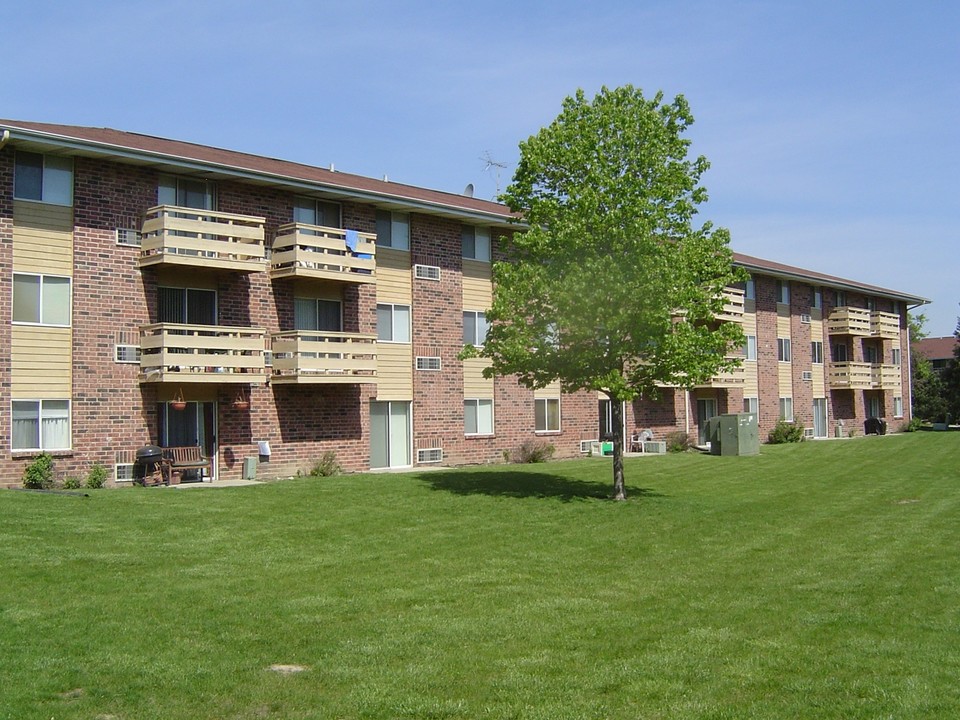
[[777, 280, 790, 305], [812, 286, 822, 309], [12, 399, 72, 451], [893, 396, 903, 418], [777, 337, 792, 362], [535, 397, 561, 433], [376, 303, 411, 343], [464, 398, 494, 436], [811, 341, 824, 365], [779, 397, 794, 422], [12, 273, 72, 327], [376, 210, 410, 251], [293, 196, 341, 228], [14, 151, 74, 206], [892, 347, 902, 366], [463, 310, 489, 346], [744, 277, 755, 300], [834, 290, 846, 308], [743, 397, 759, 414], [461, 225, 492, 262], [745, 335, 757, 361], [832, 343, 848, 363]]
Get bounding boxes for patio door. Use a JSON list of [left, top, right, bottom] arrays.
[[697, 398, 718, 445], [598, 399, 625, 445], [812, 398, 828, 438], [158, 401, 217, 480], [370, 401, 411, 469]]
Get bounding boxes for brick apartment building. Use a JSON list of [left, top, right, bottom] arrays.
[[0, 120, 927, 485]]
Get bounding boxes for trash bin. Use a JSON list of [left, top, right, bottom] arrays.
[[864, 417, 885, 435], [134, 444, 165, 485]]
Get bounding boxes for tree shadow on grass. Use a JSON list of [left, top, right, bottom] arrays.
[[417, 469, 666, 503]]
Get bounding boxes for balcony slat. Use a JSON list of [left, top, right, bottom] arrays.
[[139, 323, 266, 383], [270, 331, 377, 384], [270, 223, 377, 284]]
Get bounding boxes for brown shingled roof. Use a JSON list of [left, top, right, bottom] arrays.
[[915, 336, 958, 362]]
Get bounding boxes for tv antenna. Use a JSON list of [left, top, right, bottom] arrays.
[[480, 151, 507, 195]]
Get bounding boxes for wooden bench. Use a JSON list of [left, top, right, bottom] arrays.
[[163, 446, 212, 483]]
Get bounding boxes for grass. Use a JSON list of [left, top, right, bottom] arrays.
[[1, 432, 959, 719]]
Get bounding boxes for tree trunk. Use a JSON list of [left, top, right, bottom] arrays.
[[611, 397, 626, 500]]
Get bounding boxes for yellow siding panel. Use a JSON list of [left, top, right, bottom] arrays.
[[376, 248, 412, 304], [11, 326, 72, 396], [13, 201, 74, 276], [534, 380, 562, 399], [13, 200, 73, 231], [776, 309, 791, 337], [810, 319, 823, 343], [462, 260, 493, 309], [742, 308, 758, 397], [375, 343, 412, 400], [812, 366, 825, 396], [463, 358, 494, 398]]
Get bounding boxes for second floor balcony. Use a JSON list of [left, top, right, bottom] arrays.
[[828, 361, 873, 390], [270, 331, 377, 384], [139, 323, 267, 383], [827, 307, 872, 336], [871, 363, 902, 390], [138, 205, 267, 273], [871, 311, 900, 339], [715, 286, 745, 324], [270, 223, 377, 284]]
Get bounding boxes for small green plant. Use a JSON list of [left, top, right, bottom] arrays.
[[768, 420, 804, 444], [22, 453, 54, 489], [62, 476, 82, 490], [311, 451, 341, 477], [900, 417, 923, 433], [512, 439, 555, 463], [86, 462, 109, 489], [665, 431, 692, 453]]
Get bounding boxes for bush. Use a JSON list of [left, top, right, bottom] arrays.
[[899, 417, 923, 433], [511, 439, 555, 463], [62, 476, 82, 490], [664, 431, 692, 453], [22, 453, 54, 489], [311, 451, 341, 477], [768, 420, 804, 444], [86, 463, 109, 489]]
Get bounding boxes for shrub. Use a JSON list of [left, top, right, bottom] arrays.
[[86, 463, 109, 489], [62, 476, 82, 490], [311, 451, 341, 477], [22, 453, 54, 489], [665, 431, 692, 453], [512, 439, 555, 463], [768, 420, 804, 444], [899, 417, 923, 433]]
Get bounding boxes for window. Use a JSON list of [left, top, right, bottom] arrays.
[[812, 287, 822, 309], [464, 399, 494, 435], [779, 397, 794, 422], [295, 298, 342, 332], [12, 399, 70, 451], [158, 175, 216, 210], [743, 397, 759, 414], [13, 274, 71, 326], [14, 152, 73, 205], [834, 290, 846, 308], [867, 297, 876, 311], [535, 398, 561, 432], [376, 210, 410, 250], [776, 280, 790, 305], [463, 311, 489, 346], [461, 226, 491, 261], [777, 337, 792, 362], [864, 345, 878, 364], [376, 303, 410, 342], [158, 287, 217, 325], [894, 396, 903, 418], [294, 197, 341, 227], [416, 356, 441, 371], [892, 347, 902, 366], [811, 341, 824, 364], [744, 335, 757, 361], [744, 277, 755, 300], [832, 343, 848, 363]]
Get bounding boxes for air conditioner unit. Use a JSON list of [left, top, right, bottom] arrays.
[[414, 264, 441, 281], [416, 356, 441, 371], [803, 428, 815, 438], [114, 344, 141, 363], [417, 448, 443, 464], [116, 228, 142, 246], [800, 313, 812, 324], [801, 371, 813, 381], [579, 439, 597, 454]]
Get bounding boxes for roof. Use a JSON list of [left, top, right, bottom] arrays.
[[0, 119, 929, 304], [914, 336, 958, 361]]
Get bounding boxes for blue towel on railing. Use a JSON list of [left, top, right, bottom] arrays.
[[345, 229, 359, 253]]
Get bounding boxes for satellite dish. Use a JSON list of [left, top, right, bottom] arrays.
[[463, 183, 474, 197]]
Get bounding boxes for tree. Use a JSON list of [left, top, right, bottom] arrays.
[[942, 310, 960, 422], [909, 313, 947, 422], [472, 86, 745, 500]]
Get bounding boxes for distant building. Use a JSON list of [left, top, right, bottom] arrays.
[[915, 336, 958, 373], [0, 120, 929, 486]]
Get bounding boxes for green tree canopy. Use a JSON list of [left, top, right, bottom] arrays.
[[473, 86, 746, 499]]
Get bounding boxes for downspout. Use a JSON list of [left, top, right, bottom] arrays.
[[684, 390, 691, 435], [0, 130, 10, 151], [905, 301, 927, 422]]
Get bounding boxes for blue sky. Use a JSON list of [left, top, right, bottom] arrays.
[[6, 0, 958, 335]]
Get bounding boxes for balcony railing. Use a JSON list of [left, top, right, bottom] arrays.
[[270, 331, 377, 384], [827, 307, 872, 336], [828, 361, 872, 389], [716, 287, 745, 324], [270, 223, 376, 284], [695, 362, 746, 388], [871, 311, 900, 339], [139, 323, 267, 383], [138, 205, 267, 272], [871, 363, 902, 390]]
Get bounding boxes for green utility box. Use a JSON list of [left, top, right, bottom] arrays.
[[601, 441, 614, 456], [242, 456, 258, 480], [709, 412, 759, 456]]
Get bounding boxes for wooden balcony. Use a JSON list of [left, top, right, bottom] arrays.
[[871, 311, 900, 339], [871, 363, 901, 390], [270, 223, 376, 284], [139, 323, 267, 383], [828, 361, 872, 389], [270, 331, 377, 384], [716, 287, 745, 324], [827, 307, 872, 336], [138, 205, 267, 272], [695, 362, 746, 388]]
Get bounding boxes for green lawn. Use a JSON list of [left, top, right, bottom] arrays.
[[2, 432, 959, 720]]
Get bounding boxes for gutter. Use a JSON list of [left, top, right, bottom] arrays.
[[0, 130, 10, 151]]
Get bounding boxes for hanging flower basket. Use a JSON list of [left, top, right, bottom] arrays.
[[232, 388, 250, 410], [171, 387, 187, 411]]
